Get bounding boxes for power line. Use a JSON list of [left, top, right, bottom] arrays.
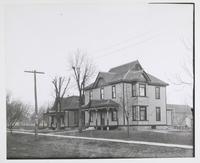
[[91, 30, 151, 55], [93, 31, 162, 61]]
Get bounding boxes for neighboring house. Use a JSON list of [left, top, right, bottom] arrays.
[[45, 96, 81, 129], [83, 60, 169, 130], [166, 104, 193, 128]]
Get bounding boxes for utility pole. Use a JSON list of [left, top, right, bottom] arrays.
[[24, 70, 45, 139]]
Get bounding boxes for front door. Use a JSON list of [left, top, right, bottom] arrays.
[[100, 111, 105, 126]]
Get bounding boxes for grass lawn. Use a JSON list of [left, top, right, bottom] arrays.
[[53, 129, 193, 146], [7, 133, 193, 159]]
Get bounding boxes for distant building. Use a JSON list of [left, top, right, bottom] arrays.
[[167, 104, 193, 129], [83, 60, 169, 130]]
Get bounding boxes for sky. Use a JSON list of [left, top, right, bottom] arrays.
[[4, 1, 193, 107]]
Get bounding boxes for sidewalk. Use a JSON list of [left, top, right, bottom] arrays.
[[9, 130, 193, 149]]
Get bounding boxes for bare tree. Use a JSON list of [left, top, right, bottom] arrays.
[[69, 49, 95, 132], [124, 83, 135, 137], [6, 94, 30, 134], [31, 106, 47, 128], [52, 76, 70, 130], [167, 35, 193, 105]]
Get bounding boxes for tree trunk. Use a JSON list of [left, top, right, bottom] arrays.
[[57, 117, 61, 130], [78, 109, 82, 133], [78, 95, 82, 133], [126, 117, 130, 137], [56, 102, 62, 130]]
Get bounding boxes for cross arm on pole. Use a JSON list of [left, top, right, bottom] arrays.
[[24, 70, 45, 74]]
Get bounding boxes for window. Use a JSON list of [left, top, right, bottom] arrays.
[[111, 110, 117, 121], [100, 87, 104, 99], [61, 116, 64, 124], [155, 87, 160, 99], [132, 83, 137, 97], [112, 85, 116, 99], [156, 107, 161, 121], [90, 111, 93, 122], [132, 106, 137, 121], [89, 90, 93, 100], [74, 111, 78, 124], [51, 116, 54, 123], [139, 106, 147, 121], [139, 84, 146, 97]]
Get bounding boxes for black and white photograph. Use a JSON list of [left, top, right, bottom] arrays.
[[0, 0, 199, 161]]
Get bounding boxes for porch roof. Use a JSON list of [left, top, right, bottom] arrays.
[[82, 99, 120, 110]]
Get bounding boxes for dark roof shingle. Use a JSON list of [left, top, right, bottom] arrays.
[[83, 99, 120, 109], [85, 60, 168, 90], [61, 96, 80, 110], [51, 96, 80, 111]]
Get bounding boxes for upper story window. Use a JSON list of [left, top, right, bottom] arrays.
[[132, 83, 137, 97], [89, 90, 93, 100], [112, 85, 116, 99], [156, 107, 161, 121], [155, 87, 160, 99], [100, 87, 104, 99], [139, 84, 146, 97], [139, 106, 147, 121]]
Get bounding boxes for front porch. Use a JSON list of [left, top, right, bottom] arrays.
[[83, 99, 120, 130], [45, 111, 65, 129]]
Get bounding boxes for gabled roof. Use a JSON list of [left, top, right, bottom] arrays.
[[147, 73, 168, 86], [62, 96, 80, 110], [109, 60, 142, 73], [85, 60, 168, 90], [51, 96, 80, 111]]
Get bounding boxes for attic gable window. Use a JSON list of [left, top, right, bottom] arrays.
[[139, 84, 146, 97], [100, 87, 104, 99], [135, 63, 142, 71], [112, 85, 116, 99]]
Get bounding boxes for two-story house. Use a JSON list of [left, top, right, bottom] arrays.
[[83, 60, 169, 130]]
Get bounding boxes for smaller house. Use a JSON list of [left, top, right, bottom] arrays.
[[46, 96, 82, 129], [167, 104, 193, 129]]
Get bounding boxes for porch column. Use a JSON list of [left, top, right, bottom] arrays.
[[88, 110, 90, 126], [95, 109, 98, 129], [117, 109, 119, 126], [106, 108, 109, 131], [48, 115, 51, 128]]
